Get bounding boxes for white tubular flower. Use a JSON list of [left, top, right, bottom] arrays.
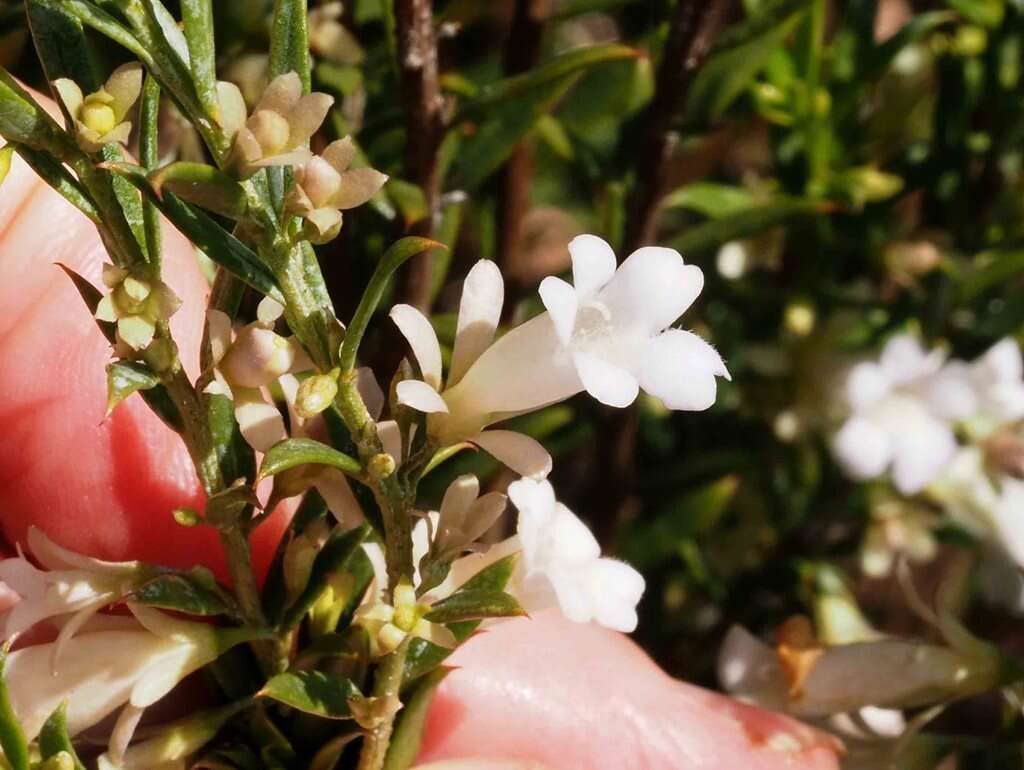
[[218, 72, 334, 178], [395, 236, 728, 450], [389, 259, 553, 478], [54, 63, 143, 152], [506, 478, 645, 633], [4, 604, 253, 745], [965, 337, 1024, 434], [0, 528, 141, 657], [718, 617, 1004, 718], [204, 298, 312, 452], [286, 137, 388, 243], [95, 263, 182, 352], [832, 334, 962, 494]]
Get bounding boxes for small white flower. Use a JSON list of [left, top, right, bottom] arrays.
[[54, 64, 143, 153], [354, 578, 455, 658], [394, 236, 728, 455], [429, 474, 507, 560], [4, 604, 253, 746], [218, 72, 334, 178], [832, 334, 961, 494], [204, 298, 312, 452], [286, 137, 388, 243], [389, 259, 554, 477], [506, 478, 645, 632], [95, 263, 182, 352], [963, 337, 1024, 434], [0, 527, 141, 662]]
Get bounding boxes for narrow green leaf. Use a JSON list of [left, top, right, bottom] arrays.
[[150, 162, 248, 219], [106, 360, 161, 415], [663, 183, 759, 219], [104, 162, 286, 302], [133, 572, 232, 616], [140, 75, 163, 267], [269, 0, 311, 89], [0, 646, 30, 770], [258, 438, 363, 481], [425, 589, 525, 624], [26, 0, 100, 92], [57, 263, 115, 342], [102, 143, 151, 262], [259, 671, 361, 719], [180, 0, 219, 119], [59, 0, 154, 67], [279, 523, 373, 630], [383, 669, 450, 770], [0, 67, 68, 154], [338, 237, 445, 371], [38, 703, 86, 770], [962, 249, 1024, 301], [669, 199, 827, 256], [687, 7, 806, 124], [208, 392, 256, 485], [459, 43, 637, 116], [13, 145, 100, 223], [457, 553, 520, 593]]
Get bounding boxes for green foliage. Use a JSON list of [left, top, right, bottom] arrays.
[[258, 671, 362, 719]]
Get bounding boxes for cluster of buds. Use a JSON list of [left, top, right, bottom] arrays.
[[95, 263, 181, 353], [54, 63, 143, 153]]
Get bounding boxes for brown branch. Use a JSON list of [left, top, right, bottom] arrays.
[[394, 0, 445, 311], [496, 0, 549, 318], [589, 0, 734, 548], [623, 0, 734, 252]]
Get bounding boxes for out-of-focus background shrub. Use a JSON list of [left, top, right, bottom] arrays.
[[5, 0, 1024, 764]]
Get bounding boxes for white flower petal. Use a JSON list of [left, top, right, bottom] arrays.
[[889, 414, 957, 494], [717, 625, 787, 710], [316, 469, 365, 529], [572, 351, 639, 408], [879, 333, 943, 384], [205, 309, 233, 365], [53, 78, 84, 120], [599, 246, 704, 334], [376, 419, 403, 463], [108, 704, 144, 766], [448, 260, 504, 388], [977, 337, 1023, 383], [471, 430, 552, 479], [461, 492, 508, 545], [845, 362, 890, 412], [538, 276, 578, 347], [255, 71, 302, 115], [389, 304, 442, 389], [439, 474, 480, 528], [832, 416, 894, 482], [257, 296, 285, 325], [333, 167, 388, 210], [550, 503, 601, 565], [395, 380, 449, 413], [584, 558, 644, 632], [105, 63, 143, 121], [323, 136, 357, 172], [568, 234, 617, 299], [924, 362, 976, 421], [639, 329, 727, 411], [358, 367, 385, 420], [216, 80, 247, 137], [233, 389, 287, 452]]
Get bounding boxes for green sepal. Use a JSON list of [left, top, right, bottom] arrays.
[[0, 645, 30, 770], [258, 671, 362, 719], [106, 360, 161, 415], [38, 703, 86, 770]]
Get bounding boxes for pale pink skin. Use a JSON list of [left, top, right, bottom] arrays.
[[0, 95, 840, 769]]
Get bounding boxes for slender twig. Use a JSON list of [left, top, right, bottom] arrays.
[[356, 639, 411, 770], [496, 0, 548, 317], [393, 0, 445, 311], [591, 0, 733, 547]]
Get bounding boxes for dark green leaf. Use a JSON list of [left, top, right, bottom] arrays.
[[140, 75, 163, 266], [106, 360, 160, 415], [338, 237, 444, 371], [269, 0, 311, 90], [258, 438, 363, 481], [102, 143, 151, 263], [946, 0, 1003, 27], [663, 183, 759, 219], [280, 524, 373, 630], [59, 0, 153, 67], [425, 589, 525, 624], [150, 162, 248, 218], [208, 392, 256, 485], [259, 671, 361, 719], [0, 68, 68, 155], [686, 7, 806, 124], [134, 572, 232, 616], [26, 0, 100, 92], [0, 646, 30, 770], [56, 263, 115, 343], [384, 669, 449, 770], [181, 0, 219, 119], [38, 703, 86, 770], [669, 198, 827, 255]]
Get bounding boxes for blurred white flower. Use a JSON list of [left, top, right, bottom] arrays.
[[860, 500, 938, 578], [832, 334, 961, 494], [204, 298, 312, 451], [5, 604, 254, 747], [505, 478, 644, 632], [959, 338, 1024, 435], [716, 240, 749, 280], [0, 527, 141, 661], [389, 259, 553, 478], [395, 236, 729, 451], [54, 63, 143, 152]]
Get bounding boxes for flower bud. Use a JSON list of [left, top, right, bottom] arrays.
[[42, 752, 75, 770], [368, 452, 396, 480], [249, 109, 292, 155], [81, 99, 116, 135], [144, 337, 179, 375], [295, 373, 339, 418], [220, 325, 296, 388], [784, 300, 815, 337]]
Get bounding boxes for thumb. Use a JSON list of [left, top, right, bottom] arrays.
[[417, 611, 840, 770]]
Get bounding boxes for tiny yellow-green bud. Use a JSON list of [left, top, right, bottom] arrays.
[[295, 373, 339, 419], [368, 452, 396, 480], [173, 507, 201, 527], [42, 752, 75, 770], [392, 580, 419, 632], [81, 101, 117, 135], [144, 336, 179, 374], [952, 25, 987, 58]]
